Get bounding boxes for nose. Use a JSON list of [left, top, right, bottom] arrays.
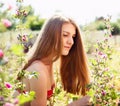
[[67, 37, 74, 45]]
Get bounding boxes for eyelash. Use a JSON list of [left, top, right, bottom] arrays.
[[63, 34, 75, 38], [63, 34, 68, 37]]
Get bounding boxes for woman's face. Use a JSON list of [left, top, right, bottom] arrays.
[[61, 23, 76, 56]]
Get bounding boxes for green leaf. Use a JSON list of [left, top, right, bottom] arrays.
[[110, 91, 118, 100], [18, 91, 35, 105], [87, 89, 95, 98], [11, 44, 24, 56]]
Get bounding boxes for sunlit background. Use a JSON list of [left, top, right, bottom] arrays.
[[1, 0, 120, 25], [1, 1, 120, 106]]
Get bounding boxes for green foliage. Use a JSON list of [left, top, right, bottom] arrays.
[[82, 22, 97, 31], [18, 91, 35, 105], [96, 21, 106, 30], [83, 16, 120, 36], [11, 44, 24, 56], [0, 1, 41, 32], [111, 22, 120, 35], [26, 16, 45, 30], [0, 23, 7, 32]]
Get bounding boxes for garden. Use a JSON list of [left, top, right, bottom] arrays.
[[0, 0, 120, 106]]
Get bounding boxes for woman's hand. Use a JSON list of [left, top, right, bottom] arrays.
[[68, 95, 92, 106]]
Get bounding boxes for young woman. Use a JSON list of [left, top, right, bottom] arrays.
[[22, 14, 90, 106]]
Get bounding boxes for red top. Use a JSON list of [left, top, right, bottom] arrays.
[[47, 89, 53, 99], [17, 84, 55, 99], [47, 84, 55, 99]]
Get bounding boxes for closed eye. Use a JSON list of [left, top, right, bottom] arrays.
[[63, 34, 68, 37]]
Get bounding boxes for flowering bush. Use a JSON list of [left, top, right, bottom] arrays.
[[0, 46, 36, 106], [0, 1, 36, 106], [87, 16, 120, 106]]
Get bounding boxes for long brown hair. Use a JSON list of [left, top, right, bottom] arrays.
[[23, 15, 70, 70], [23, 14, 90, 95], [60, 18, 90, 96]]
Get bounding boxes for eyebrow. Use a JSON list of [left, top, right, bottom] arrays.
[[63, 31, 76, 36], [63, 31, 69, 34]]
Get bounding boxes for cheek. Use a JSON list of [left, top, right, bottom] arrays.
[[62, 37, 66, 46]]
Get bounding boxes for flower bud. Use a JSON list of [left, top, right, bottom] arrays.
[[22, 35, 26, 41], [5, 82, 12, 89], [0, 49, 4, 59], [101, 90, 106, 96]]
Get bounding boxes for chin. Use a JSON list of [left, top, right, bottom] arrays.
[[62, 52, 69, 56]]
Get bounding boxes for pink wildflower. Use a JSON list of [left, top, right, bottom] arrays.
[[98, 51, 103, 55], [0, 96, 4, 101], [98, 51, 107, 59], [101, 54, 107, 59], [101, 90, 106, 96], [8, 4, 12, 10], [2, 19, 12, 28], [13, 98, 19, 105], [0, 49, 4, 59], [5, 82, 12, 89], [109, 34, 112, 37], [104, 67, 109, 71], [16, 10, 20, 16], [3, 103, 14, 106], [22, 35, 27, 41]]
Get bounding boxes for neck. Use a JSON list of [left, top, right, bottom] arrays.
[[41, 57, 53, 65], [41, 57, 53, 74]]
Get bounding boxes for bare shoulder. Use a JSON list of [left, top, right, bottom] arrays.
[[23, 60, 48, 91], [26, 60, 48, 85], [26, 60, 47, 74]]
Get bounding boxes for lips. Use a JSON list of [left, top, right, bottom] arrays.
[[64, 46, 71, 49]]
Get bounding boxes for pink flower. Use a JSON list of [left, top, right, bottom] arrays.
[[22, 35, 27, 41], [5, 82, 12, 89], [101, 54, 107, 59], [104, 67, 109, 71], [98, 51, 107, 59], [8, 4, 12, 10], [16, 10, 20, 16], [0, 96, 4, 101], [101, 90, 106, 96], [0, 49, 4, 59], [3, 103, 14, 106], [2, 19, 12, 28], [13, 98, 19, 105], [109, 34, 112, 37], [98, 51, 103, 55]]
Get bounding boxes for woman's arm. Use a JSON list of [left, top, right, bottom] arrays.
[[30, 71, 47, 106], [26, 63, 48, 106]]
